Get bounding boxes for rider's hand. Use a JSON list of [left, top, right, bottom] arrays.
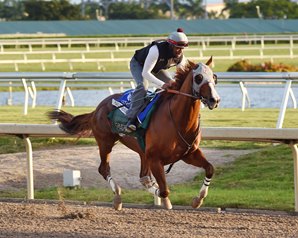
[[161, 82, 172, 90], [161, 80, 178, 91]]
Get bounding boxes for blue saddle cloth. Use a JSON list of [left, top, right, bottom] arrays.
[[114, 89, 160, 125], [109, 89, 160, 151]]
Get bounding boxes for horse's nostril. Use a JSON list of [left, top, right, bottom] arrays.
[[209, 98, 216, 104]]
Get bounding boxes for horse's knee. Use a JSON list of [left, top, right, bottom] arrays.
[[97, 166, 105, 178], [98, 164, 110, 180], [206, 163, 214, 178], [159, 189, 170, 198]]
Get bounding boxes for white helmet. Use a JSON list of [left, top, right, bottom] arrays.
[[167, 28, 189, 48]]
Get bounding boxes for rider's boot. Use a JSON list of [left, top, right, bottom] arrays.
[[125, 119, 136, 133]]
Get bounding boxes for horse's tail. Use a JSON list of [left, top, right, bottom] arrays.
[[47, 110, 93, 136]]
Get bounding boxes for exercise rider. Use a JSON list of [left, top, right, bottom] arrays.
[[125, 28, 189, 132]]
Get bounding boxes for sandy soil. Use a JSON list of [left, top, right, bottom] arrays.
[[0, 201, 297, 238], [0, 143, 253, 190]]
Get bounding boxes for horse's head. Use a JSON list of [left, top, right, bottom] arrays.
[[192, 57, 220, 109]]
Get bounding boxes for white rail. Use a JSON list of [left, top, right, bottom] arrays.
[[0, 51, 297, 72], [0, 34, 297, 72], [0, 72, 75, 115], [1, 72, 297, 128], [218, 72, 298, 128], [0, 124, 297, 212], [0, 34, 297, 50]]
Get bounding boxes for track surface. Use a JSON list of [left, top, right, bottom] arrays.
[[0, 144, 253, 190], [1, 145, 297, 237], [0, 201, 297, 238]]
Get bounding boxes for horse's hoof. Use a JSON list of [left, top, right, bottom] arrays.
[[113, 194, 122, 211], [162, 197, 172, 210], [192, 195, 204, 209]]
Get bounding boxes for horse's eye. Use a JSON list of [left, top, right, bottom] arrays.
[[213, 74, 218, 84], [194, 74, 203, 85]]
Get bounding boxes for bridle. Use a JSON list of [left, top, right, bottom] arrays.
[[168, 97, 201, 154], [165, 62, 217, 100], [166, 97, 201, 174], [163, 64, 216, 173], [166, 89, 199, 100], [166, 87, 209, 107]]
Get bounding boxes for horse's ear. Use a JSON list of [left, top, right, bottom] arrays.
[[205, 56, 213, 66]]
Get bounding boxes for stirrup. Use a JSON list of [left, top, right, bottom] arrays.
[[125, 122, 136, 133]]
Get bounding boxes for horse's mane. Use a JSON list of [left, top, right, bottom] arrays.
[[158, 60, 196, 103], [170, 60, 196, 91]]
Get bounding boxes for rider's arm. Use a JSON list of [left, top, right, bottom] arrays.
[[142, 45, 165, 87]]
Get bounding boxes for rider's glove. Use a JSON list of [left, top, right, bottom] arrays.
[[161, 82, 172, 90]]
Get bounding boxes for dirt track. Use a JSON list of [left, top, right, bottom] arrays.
[[0, 201, 297, 238], [2, 145, 298, 237], [0, 144, 254, 190], [0, 144, 255, 190]]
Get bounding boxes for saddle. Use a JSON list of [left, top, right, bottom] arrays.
[[108, 89, 160, 150]]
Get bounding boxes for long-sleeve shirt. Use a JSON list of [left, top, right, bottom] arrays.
[[141, 45, 187, 87]]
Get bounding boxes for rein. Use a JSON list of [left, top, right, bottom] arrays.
[[166, 89, 200, 100], [166, 96, 201, 174]]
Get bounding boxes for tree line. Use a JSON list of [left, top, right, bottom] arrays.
[[0, 0, 297, 21]]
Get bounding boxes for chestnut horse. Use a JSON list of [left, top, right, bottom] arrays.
[[48, 57, 220, 210]]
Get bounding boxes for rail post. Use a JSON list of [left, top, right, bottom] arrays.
[[290, 142, 298, 212], [23, 135, 34, 199], [276, 80, 292, 128], [21, 78, 29, 115]]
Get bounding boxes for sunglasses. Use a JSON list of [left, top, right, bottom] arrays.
[[168, 39, 189, 48], [176, 42, 189, 47]]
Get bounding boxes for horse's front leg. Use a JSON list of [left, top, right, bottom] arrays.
[[120, 136, 160, 205], [148, 157, 172, 210], [138, 154, 164, 206], [138, 151, 161, 205], [183, 148, 214, 209]]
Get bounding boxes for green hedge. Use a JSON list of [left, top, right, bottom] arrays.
[[227, 60, 298, 72]]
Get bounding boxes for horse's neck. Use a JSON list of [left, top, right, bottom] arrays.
[[171, 96, 200, 123], [170, 79, 201, 131]]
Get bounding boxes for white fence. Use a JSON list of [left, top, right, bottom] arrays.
[[1, 34, 298, 50], [1, 47, 297, 72], [1, 72, 297, 128], [0, 124, 297, 212], [0, 34, 298, 71]]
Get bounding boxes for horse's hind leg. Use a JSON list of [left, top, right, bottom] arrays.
[[183, 149, 214, 209], [96, 138, 122, 211]]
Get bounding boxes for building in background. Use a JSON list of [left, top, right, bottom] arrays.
[[205, 2, 227, 19]]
